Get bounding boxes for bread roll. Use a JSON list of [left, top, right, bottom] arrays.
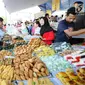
[[77, 72, 85, 80], [66, 80, 77, 85], [74, 79, 85, 85], [67, 73, 79, 80], [79, 68, 85, 74], [33, 78, 39, 85], [63, 77, 70, 82], [57, 72, 69, 78], [66, 69, 74, 76]]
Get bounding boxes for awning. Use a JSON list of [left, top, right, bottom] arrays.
[[60, 0, 85, 10], [39, 0, 85, 12], [39, 1, 52, 11], [3, 0, 48, 13]]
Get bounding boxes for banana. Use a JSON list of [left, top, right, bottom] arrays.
[[0, 65, 14, 81], [1, 80, 7, 85]]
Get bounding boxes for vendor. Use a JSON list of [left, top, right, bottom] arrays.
[[73, 1, 85, 30], [54, 7, 85, 43], [74, 1, 83, 13]]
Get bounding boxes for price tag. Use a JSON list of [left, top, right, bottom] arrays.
[[5, 56, 15, 58]]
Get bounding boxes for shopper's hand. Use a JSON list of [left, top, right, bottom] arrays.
[[40, 36, 46, 40], [43, 38, 46, 40], [68, 27, 73, 32], [40, 36, 43, 39]]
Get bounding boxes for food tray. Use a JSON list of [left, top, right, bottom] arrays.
[[14, 78, 63, 85]]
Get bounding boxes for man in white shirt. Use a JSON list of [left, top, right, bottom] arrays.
[[34, 21, 41, 36]]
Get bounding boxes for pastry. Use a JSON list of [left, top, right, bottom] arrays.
[[66, 80, 77, 85], [66, 68, 74, 75], [57, 72, 69, 78], [33, 78, 39, 85], [68, 73, 79, 80], [63, 77, 71, 82], [77, 69, 80, 73], [56, 72, 70, 85], [77, 71, 85, 81], [62, 77, 77, 85], [79, 68, 85, 74], [74, 79, 85, 85], [57, 68, 85, 85]]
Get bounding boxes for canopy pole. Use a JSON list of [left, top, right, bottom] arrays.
[[4, 5, 7, 24]]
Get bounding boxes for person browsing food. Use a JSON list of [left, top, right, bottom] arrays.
[[40, 17, 55, 45]]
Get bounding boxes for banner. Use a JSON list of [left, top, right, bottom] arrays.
[[52, 0, 56, 11], [52, 0, 60, 11], [60, 0, 70, 10], [46, 10, 51, 16], [56, 0, 60, 10]]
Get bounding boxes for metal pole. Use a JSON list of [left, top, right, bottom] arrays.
[[4, 5, 7, 24], [68, 0, 70, 8]]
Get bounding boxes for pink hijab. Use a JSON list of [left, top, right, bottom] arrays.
[[32, 26, 35, 35]]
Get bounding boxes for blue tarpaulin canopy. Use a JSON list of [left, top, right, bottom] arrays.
[[39, 0, 85, 11], [39, 0, 52, 11], [60, 0, 85, 10]]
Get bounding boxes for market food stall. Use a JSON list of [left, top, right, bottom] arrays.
[[0, 36, 85, 85], [0, 0, 85, 85], [3, 0, 48, 13]]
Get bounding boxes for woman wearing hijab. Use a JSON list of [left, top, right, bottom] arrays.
[[40, 17, 55, 45]]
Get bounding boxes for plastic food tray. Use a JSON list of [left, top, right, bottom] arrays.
[[14, 78, 63, 85]]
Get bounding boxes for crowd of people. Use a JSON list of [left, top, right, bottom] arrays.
[[24, 4, 85, 45], [24, 13, 62, 44], [23, 13, 65, 45], [0, 1, 85, 46], [0, 13, 64, 45]]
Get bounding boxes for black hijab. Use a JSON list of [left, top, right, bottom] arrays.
[[40, 17, 53, 36]]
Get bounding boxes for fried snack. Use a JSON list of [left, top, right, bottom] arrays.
[[77, 70, 85, 81], [39, 78, 54, 85], [56, 72, 77, 85], [63, 79, 77, 85], [66, 68, 74, 75], [74, 79, 85, 85], [56, 72, 69, 85], [0, 50, 12, 59], [13, 57, 49, 80], [33, 78, 39, 85], [66, 69, 85, 85], [79, 68, 85, 74], [67, 73, 79, 80], [56, 72, 69, 78]]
